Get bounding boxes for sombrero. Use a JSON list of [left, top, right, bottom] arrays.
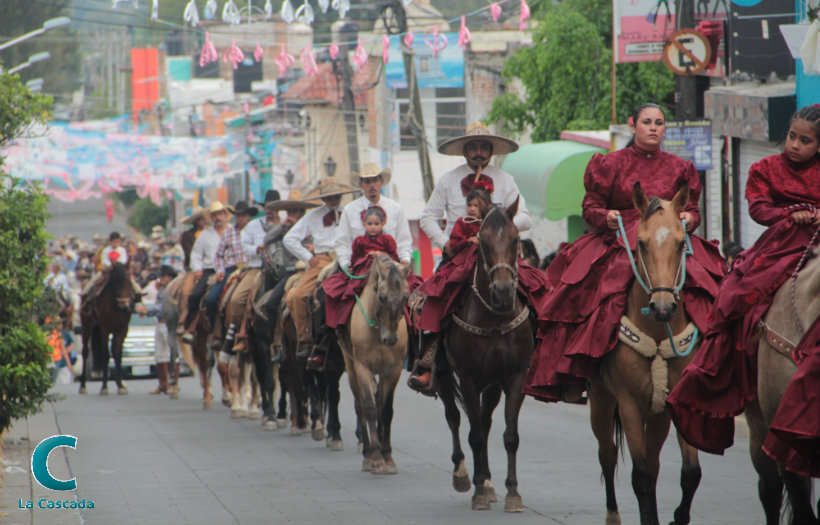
[[182, 205, 209, 225], [437, 121, 519, 156], [352, 162, 391, 185], [266, 189, 321, 212], [303, 177, 358, 201], [150, 225, 164, 240], [207, 201, 235, 215]]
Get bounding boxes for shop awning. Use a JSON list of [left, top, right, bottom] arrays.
[[502, 140, 605, 221]]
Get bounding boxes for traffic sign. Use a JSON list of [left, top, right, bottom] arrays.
[[663, 29, 712, 76]]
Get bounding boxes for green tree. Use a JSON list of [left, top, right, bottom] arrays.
[[127, 197, 169, 236], [0, 69, 57, 435], [486, 0, 675, 141]]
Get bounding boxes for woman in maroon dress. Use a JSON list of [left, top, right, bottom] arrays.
[[523, 103, 726, 403], [667, 105, 820, 455]]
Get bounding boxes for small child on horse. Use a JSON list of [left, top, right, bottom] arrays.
[[318, 208, 399, 368], [407, 185, 493, 391]]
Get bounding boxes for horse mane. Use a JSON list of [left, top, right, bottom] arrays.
[[374, 253, 404, 289], [106, 262, 128, 297], [645, 197, 664, 220], [480, 205, 507, 233]]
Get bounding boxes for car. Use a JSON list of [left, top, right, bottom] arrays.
[[100, 314, 192, 379]]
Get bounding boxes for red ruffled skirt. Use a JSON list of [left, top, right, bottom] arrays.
[[523, 223, 725, 403], [667, 219, 817, 454]]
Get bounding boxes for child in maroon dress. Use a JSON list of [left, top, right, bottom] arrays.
[[668, 105, 820, 456], [350, 207, 399, 264], [407, 186, 492, 390]]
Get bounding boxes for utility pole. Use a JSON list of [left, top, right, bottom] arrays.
[[675, 0, 698, 119], [338, 23, 360, 177], [387, 0, 434, 200]]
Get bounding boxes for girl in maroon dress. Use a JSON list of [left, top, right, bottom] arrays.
[[523, 103, 726, 403], [667, 105, 820, 455]]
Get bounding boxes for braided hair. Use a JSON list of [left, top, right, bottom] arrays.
[[790, 104, 820, 142], [625, 103, 666, 148]]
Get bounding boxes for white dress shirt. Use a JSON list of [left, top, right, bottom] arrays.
[[420, 163, 532, 249], [283, 204, 341, 264], [101, 246, 129, 267], [189, 227, 222, 272], [241, 216, 275, 268], [335, 195, 413, 268]]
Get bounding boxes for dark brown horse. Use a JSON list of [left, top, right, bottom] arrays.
[[79, 262, 136, 395], [589, 183, 701, 525], [436, 199, 534, 511]]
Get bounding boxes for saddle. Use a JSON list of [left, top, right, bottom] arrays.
[[407, 288, 426, 330]]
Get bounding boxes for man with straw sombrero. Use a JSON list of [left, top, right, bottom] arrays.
[[283, 178, 357, 358], [176, 205, 210, 338], [408, 122, 534, 393], [258, 189, 319, 363]]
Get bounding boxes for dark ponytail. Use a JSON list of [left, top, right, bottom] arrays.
[[625, 103, 666, 148], [790, 104, 820, 142]]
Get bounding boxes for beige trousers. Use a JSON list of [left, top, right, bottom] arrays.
[[285, 254, 333, 342]]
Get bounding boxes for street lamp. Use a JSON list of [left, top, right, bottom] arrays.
[[0, 17, 71, 52], [285, 169, 295, 187], [323, 156, 337, 178], [8, 52, 51, 74]]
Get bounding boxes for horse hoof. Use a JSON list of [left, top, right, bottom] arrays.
[[290, 426, 306, 436], [311, 427, 326, 441], [221, 393, 231, 407], [362, 459, 373, 472], [169, 391, 179, 400], [117, 386, 128, 395], [327, 439, 344, 451], [606, 510, 621, 525], [504, 495, 525, 513], [100, 387, 109, 396], [373, 459, 397, 475], [203, 400, 212, 410], [263, 420, 277, 431], [231, 409, 248, 419], [453, 462, 471, 493], [484, 480, 498, 502], [248, 409, 262, 420], [276, 418, 288, 429], [471, 494, 491, 511], [79, 386, 87, 394]]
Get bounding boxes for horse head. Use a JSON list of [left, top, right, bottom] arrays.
[[371, 254, 410, 347], [632, 181, 689, 322], [107, 261, 134, 311], [477, 196, 521, 312]]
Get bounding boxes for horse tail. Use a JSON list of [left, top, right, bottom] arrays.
[[91, 324, 107, 374], [613, 408, 625, 461]]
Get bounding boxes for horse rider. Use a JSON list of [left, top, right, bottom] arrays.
[[283, 177, 358, 360], [315, 162, 419, 368], [81, 231, 142, 308], [182, 202, 231, 343], [177, 205, 209, 338], [228, 191, 280, 353], [407, 122, 534, 392], [259, 190, 319, 363]]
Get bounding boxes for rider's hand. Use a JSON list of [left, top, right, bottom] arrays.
[[194, 270, 203, 280], [679, 211, 695, 231], [308, 256, 321, 268], [443, 241, 454, 258], [468, 236, 478, 245], [256, 245, 264, 255], [606, 210, 621, 230], [215, 271, 225, 282], [791, 210, 814, 225]]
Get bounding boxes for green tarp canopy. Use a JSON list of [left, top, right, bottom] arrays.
[[502, 140, 605, 221]]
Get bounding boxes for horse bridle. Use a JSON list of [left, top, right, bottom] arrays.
[[473, 229, 520, 316]]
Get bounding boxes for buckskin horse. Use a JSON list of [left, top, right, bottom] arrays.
[[589, 183, 702, 525], [435, 199, 534, 512], [336, 253, 410, 474], [79, 262, 136, 395], [747, 241, 819, 525]]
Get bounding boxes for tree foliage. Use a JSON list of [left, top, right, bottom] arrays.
[[127, 197, 169, 236], [486, 0, 675, 141]]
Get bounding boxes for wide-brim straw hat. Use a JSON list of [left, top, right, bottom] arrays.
[[182, 205, 209, 225], [352, 162, 391, 186], [207, 201, 235, 216], [437, 121, 519, 156], [303, 177, 358, 201], [266, 189, 321, 212]]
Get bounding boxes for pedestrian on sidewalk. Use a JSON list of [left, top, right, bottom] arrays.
[[136, 265, 179, 395]]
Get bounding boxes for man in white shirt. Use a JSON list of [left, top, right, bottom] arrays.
[[410, 122, 530, 393], [283, 177, 358, 358]]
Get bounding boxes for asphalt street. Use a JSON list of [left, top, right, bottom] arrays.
[[2, 368, 806, 525]]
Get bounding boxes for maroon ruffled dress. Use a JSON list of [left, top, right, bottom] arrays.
[[762, 315, 820, 477], [667, 153, 820, 454], [324, 233, 422, 328], [416, 217, 551, 333], [522, 144, 726, 402]]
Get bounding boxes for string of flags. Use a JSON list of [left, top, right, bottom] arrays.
[[119, 0, 532, 77]]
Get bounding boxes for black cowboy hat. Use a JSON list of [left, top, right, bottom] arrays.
[[255, 189, 281, 207], [234, 200, 259, 216]]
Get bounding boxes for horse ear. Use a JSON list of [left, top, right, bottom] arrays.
[[671, 182, 690, 212], [632, 182, 649, 215], [506, 195, 520, 221], [400, 262, 411, 279]]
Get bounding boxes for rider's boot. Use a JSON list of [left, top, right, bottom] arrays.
[[306, 334, 331, 370], [407, 331, 438, 395]]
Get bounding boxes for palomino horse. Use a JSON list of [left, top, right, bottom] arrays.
[[79, 262, 135, 395], [747, 241, 820, 525], [589, 182, 701, 525], [336, 254, 410, 474], [435, 199, 533, 512]]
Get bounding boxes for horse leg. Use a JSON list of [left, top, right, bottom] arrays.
[[100, 331, 110, 395], [352, 360, 384, 473], [246, 357, 261, 420], [277, 365, 289, 427], [589, 378, 621, 525], [670, 430, 702, 525], [325, 364, 344, 450], [79, 326, 90, 394], [374, 367, 400, 475], [746, 401, 784, 525], [437, 373, 470, 492], [781, 468, 818, 525], [501, 376, 526, 513], [480, 383, 503, 503], [111, 331, 128, 395], [195, 338, 213, 409], [229, 354, 246, 418], [618, 400, 660, 525], [307, 371, 326, 441], [457, 375, 490, 510]]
